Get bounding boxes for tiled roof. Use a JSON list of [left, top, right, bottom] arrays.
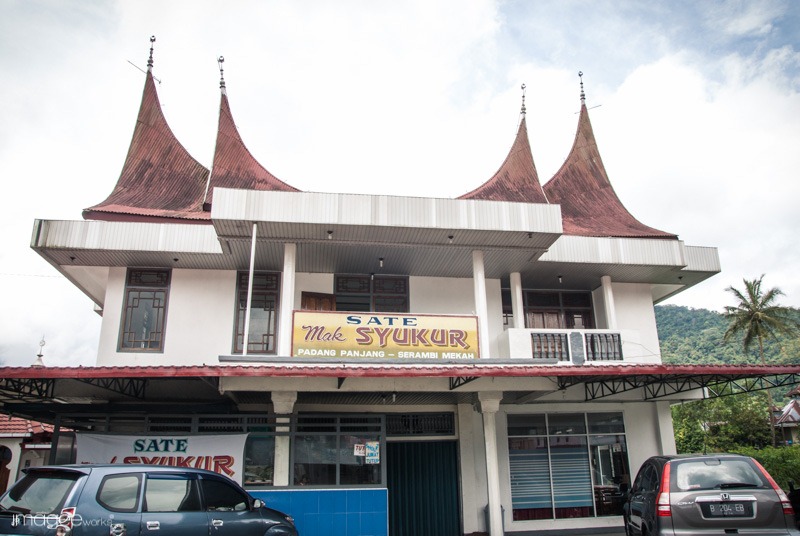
[[777, 399, 800, 426], [543, 103, 677, 239], [0, 416, 52, 436], [458, 116, 548, 204], [204, 91, 299, 208], [83, 70, 211, 223]]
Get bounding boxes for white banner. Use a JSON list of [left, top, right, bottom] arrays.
[[76, 434, 248, 484]]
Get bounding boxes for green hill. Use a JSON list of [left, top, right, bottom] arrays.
[[655, 304, 800, 365]]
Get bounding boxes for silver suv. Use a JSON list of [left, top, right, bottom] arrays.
[[0, 464, 299, 535], [623, 454, 800, 536]]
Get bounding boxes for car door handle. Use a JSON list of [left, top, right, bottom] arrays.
[[146, 520, 160, 530], [212, 519, 224, 528]]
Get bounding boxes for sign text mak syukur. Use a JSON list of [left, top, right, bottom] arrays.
[[292, 312, 479, 359]]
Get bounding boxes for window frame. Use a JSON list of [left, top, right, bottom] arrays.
[[334, 274, 409, 313], [96, 473, 142, 513], [507, 411, 631, 521], [232, 271, 281, 355], [502, 289, 594, 330], [118, 268, 171, 352]]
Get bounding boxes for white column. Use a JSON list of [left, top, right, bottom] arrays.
[[271, 391, 297, 486], [601, 275, 617, 330], [654, 401, 677, 455], [510, 271, 524, 329], [479, 392, 504, 536], [243, 223, 258, 355], [472, 250, 491, 359], [278, 243, 296, 356]]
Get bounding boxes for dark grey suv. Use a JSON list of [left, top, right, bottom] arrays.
[[623, 454, 800, 536], [0, 464, 299, 535]]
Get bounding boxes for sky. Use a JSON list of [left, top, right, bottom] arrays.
[[1, 0, 799, 367]]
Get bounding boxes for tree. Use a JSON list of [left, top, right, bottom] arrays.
[[723, 275, 800, 446]]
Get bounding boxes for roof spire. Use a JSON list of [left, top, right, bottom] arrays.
[[520, 83, 527, 115], [579, 70, 585, 105], [147, 35, 156, 72], [218, 56, 226, 94]]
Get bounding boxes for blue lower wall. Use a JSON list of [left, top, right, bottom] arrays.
[[250, 488, 388, 536]]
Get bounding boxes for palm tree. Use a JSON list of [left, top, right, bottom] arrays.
[[723, 275, 800, 446]]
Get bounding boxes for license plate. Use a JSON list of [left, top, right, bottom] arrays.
[[702, 501, 752, 517]]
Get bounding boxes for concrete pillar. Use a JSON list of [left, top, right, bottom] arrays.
[[479, 392, 504, 536], [510, 272, 524, 329], [278, 243, 297, 356], [472, 251, 491, 359], [654, 401, 677, 455], [271, 391, 297, 486], [601, 275, 617, 330]]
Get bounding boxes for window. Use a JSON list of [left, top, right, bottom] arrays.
[[335, 275, 408, 313], [199, 477, 249, 511], [243, 435, 275, 486], [144, 474, 201, 512], [292, 415, 383, 486], [233, 272, 280, 354], [0, 471, 79, 515], [97, 474, 141, 512], [508, 412, 630, 521], [120, 269, 170, 351], [502, 290, 593, 330]]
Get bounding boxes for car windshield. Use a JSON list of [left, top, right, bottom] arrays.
[[672, 458, 767, 492], [0, 472, 80, 515]]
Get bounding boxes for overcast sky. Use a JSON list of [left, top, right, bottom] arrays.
[[1, 0, 799, 367]]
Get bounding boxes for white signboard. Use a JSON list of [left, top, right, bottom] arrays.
[[76, 434, 248, 484]]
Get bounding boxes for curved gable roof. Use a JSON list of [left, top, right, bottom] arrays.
[[458, 115, 548, 204], [543, 103, 677, 239], [204, 90, 299, 209], [83, 70, 210, 223]]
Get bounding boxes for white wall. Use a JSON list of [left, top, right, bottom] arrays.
[[612, 282, 662, 363], [410, 276, 503, 358], [96, 268, 237, 366]]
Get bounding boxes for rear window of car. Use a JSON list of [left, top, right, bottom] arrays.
[[97, 473, 142, 512], [671, 458, 768, 492], [0, 471, 80, 515]]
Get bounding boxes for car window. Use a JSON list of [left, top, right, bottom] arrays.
[[0, 471, 80, 515], [640, 464, 658, 493], [144, 474, 201, 512], [200, 477, 249, 512], [97, 473, 141, 512], [672, 458, 767, 492]]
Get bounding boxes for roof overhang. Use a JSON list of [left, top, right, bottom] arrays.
[[1, 364, 797, 423], [32, 190, 719, 307]]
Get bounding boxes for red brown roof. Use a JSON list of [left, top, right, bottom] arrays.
[[458, 116, 548, 204], [83, 70, 211, 223], [543, 103, 677, 239], [204, 91, 299, 208], [0, 416, 53, 436]]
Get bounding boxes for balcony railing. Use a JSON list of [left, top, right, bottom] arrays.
[[504, 328, 624, 364]]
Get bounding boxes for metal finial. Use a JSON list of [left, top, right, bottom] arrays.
[[147, 35, 156, 71], [520, 83, 527, 115], [578, 71, 585, 104], [32, 336, 45, 367], [218, 56, 226, 92]]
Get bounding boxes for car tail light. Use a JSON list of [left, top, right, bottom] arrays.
[[656, 462, 672, 517], [58, 507, 76, 529], [753, 459, 794, 516]]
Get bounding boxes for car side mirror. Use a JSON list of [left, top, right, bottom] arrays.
[[619, 482, 629, 495], [253, 499, 264, 509]]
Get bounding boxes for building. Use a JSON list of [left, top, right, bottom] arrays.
[[0, 417, 53, 494], [3, 40, 800, 536]]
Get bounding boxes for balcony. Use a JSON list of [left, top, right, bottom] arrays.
[[503, 329, 624, 364]]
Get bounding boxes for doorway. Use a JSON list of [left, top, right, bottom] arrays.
[[387, 441, 461, 536]]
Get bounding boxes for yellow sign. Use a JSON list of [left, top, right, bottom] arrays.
[[292, 311, 480, 359]]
